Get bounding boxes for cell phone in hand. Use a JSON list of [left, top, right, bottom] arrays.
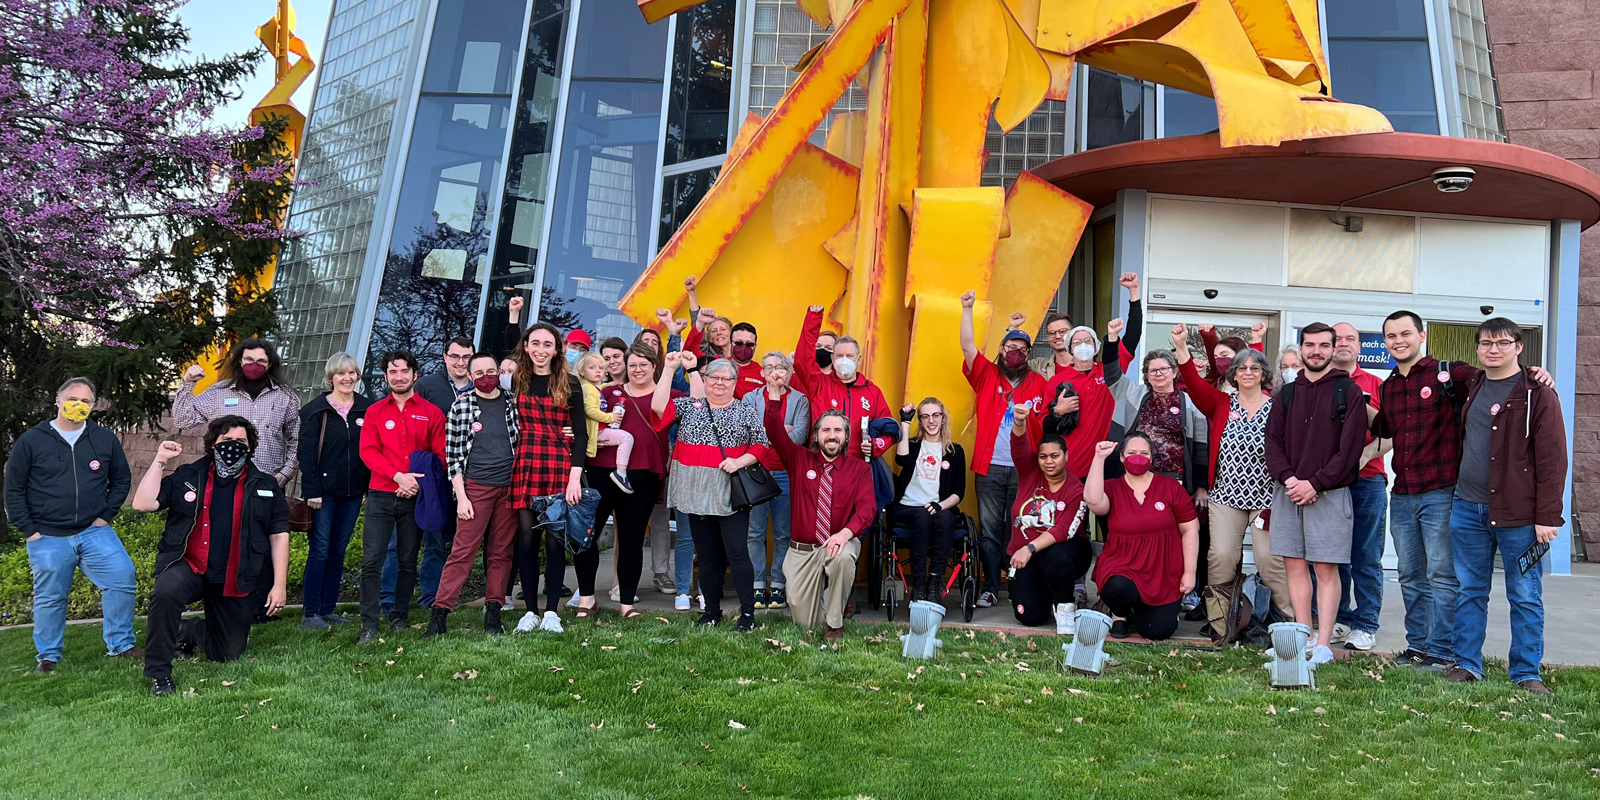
[[1518, 540, 1549, 575]]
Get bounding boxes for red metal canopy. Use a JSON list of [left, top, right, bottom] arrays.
[[1032, 132, 1600, 229]]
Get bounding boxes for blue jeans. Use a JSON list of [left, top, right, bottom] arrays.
[[746, 470, 791, 590], [25, 525, 138, 662], [303, 496, 363, 617], [1450, 497, 1544, 683], [382, 524, 449, 611], [1337, 475, 1388, 633], [675, 509, 695, 593], [1389, 487, 1458, 660]]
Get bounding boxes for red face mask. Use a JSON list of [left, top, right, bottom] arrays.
[[240, 363, 268, 381], [1123, 454, 1152, 476], [473, 375, 501, 394], [1003, 349, 1028, 369]]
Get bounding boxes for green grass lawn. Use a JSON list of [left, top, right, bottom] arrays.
[[0, 609, 1595, 799]]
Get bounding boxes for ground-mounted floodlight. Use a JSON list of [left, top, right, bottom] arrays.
[[901, 600, 946, 659], [1265, 622, 1317, 690], [1063, 609, 1113, 677]]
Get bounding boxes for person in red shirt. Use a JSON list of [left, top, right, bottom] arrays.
[[1330, 322, 1387, 651], [1043, 317, 1130, 481], [1022, 273, 1143, 379], [959, 290, 1047, 609], [1004, 405, 1090, 635], [761, 406, 876, 642], [1085, 434, 1200, 641], [356, 350, 447, 643], [792, 305, 896, 459], [686, 312, 764, 397]]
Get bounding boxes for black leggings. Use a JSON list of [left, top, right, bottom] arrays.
[[887, 503, 956, 582], [515, 508, 599, 613], [1011, 536, 1092, 626], [586, 466, 662, 604], [689, 510, 755, 618], [1099, 574, 1181, 641]]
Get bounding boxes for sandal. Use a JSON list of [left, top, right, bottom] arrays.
[[620, 608, 642, 621], [574, 599, 597, 619]]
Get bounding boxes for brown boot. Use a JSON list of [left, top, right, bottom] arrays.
[[112, 646, 145, 660], [824, 626, 843, 643], [1518, 679, 1553, 696]]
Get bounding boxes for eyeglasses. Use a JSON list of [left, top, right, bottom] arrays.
[[1146, 366, 1174, 376], [761, 365, 789, 372], [1477, 339, 1519, 351], [241, 356, 271, 366], [1046, 329, 1070, 340], [1233, 365, 1263, 374], [918, 412, 944, 420], [704, 375, 734, 384], [443, 353, 472, 362], [733, 340, 757, 348]]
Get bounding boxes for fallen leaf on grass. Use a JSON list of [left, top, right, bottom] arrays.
[[590, 720, 604, 729], [1041, 686, 1054, 696], [385, 660, 395, 666], [1267, 705, 1278, 716], [182, 687, 198, 698], [646, 722, 657, 729], [1014, 662, 1031, 672], [738, 678, 753, 685], [258, 698, 272, 706], [451, 670, 479, 681], [1315, 707, 1327, 714], [600, 646, 617, 651], [916, 704, 925, 711], [395, 646, 404, 653], [221, 681, 236, 687], [548, 666, 564, 672], [1066, 688, 1088, 696], [728, 720, 746, 729], [656, 617, 671, 624], [765, 638, 784, 647]]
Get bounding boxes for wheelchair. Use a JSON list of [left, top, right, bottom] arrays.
[[866, 508, 979, 623]]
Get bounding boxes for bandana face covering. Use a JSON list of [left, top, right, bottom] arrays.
[[60, 400, 92, 423], [212, 439, 251, 479]]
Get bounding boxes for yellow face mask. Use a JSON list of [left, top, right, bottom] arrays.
[[60, 400, 92, 423]]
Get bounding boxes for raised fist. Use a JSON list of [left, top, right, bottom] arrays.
[[960, 290, 976, 309], [696, 307, 718, 326], [1012, 403, 1031, 424], [1198, 322, 1215, 335], [684, 275, 698, 292], [156, 440, 184, 464], [808, 305, 825, 314], [901, 404, 915, 423], [1094, 440, 1118, 459], [668, 317, 689, 335], [183, 365, 205, 383], [1119, 272, 1139, 290], [1170, 323, 1188, 345], [1108, 318, 1124, 339], [1250, 322, 1268, 343], [655, 308, 671, 322], [1009, 312, 1027, 329], [508, 295, 524, 314]]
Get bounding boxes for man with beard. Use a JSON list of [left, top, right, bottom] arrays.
[[133, 417, 290, 696], [173, 338, 301, 622], [1264, 323, 1370, 666], [760, 407, 876, 642], [960, 290, 1048, 609]]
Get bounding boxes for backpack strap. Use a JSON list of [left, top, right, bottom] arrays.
[[1331, 377, 1353, 423]]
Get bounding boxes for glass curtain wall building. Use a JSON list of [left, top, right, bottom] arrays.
[[272, 0, 1510, 394]]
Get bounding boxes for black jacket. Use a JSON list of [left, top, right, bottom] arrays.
[[153, 457, 288, 592], [892, 439, 967, 504], [415, 371, 470, 420], [4, 421, 131, 537], [298, 392, 373, 499]]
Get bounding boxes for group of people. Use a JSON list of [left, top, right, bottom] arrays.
[[4, 274, 1568, 696]]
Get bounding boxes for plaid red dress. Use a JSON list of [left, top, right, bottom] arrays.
[[512, 385, 577, 508]]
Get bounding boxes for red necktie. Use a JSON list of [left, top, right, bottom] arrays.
[[815, 463, 834, 544]]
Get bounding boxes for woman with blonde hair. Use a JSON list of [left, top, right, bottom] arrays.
[[889, 397, 967, 601], [296, 352, 372, 629]]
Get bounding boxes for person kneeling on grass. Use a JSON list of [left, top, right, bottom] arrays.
[[760, 405, 875, 643], [1005, 404, 1091, 636], [133, 417, 290, 696], [1085, 433, 1199, 642]]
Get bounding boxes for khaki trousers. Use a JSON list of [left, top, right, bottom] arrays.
[[1206, 503, 1294, 621], [782, 538, 861, 629]]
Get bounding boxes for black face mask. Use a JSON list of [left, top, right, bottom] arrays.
[[815, 349, 833, 369], [212, 439, 251, 479]]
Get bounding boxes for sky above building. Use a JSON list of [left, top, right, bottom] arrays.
[[179, 0, 334, 128]]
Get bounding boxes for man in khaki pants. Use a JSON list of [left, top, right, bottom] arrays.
[[759, 406, 877, 642]]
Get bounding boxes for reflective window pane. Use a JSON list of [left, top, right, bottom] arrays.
[[365, 0, 528, 386], [659, 166, 719, 246], [568, 0, 669, 80], [1162, 88, 1218, 137], [1325, 0, 1428, 38], [664, 0, 736, 165], [483, 0, 572, 346], [1328, 40, 1439, 134], [1086, 68, 1144, 150]]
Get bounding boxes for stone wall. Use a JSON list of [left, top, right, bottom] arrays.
[[1483, 0, 1600, 559]]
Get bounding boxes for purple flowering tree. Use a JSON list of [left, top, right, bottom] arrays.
[[0, 0, 294, 499]]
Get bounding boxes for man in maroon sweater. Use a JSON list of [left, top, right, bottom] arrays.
[[1264, 322, 1371, 665], [761, 404, 876, 642]]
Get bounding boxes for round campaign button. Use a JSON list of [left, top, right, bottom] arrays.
[[471, 421, 483, 432], [941, 461, 950, 469], [183, 491, 197, 503], [385, 420, 395, 430], [1491, 403, 1502, 416], [830, 399, 838, 407], [1055, 501, 1066, 510], [88, 460, 101, 471], [1420, 386, 1433, 399], [356, 418, 364, 426], [1228, 411, 1241, 422], [1168, 406, 1180, 415], [1155, 501, 1167, 511], [806, 470, 817, 480], [1438, 371, 1450, 384]]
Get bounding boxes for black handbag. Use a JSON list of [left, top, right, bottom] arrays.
[[707, 405, 781, 512]]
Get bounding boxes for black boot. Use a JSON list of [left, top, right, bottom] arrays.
[[910, 576, 927, 603], [928, 571, 945, 602], [423, 607, 449, 638], [483, 601, 504, 635]]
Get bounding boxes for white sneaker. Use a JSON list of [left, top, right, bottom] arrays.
[[697, 593, 706, 612], [1331, 623, 1351, 644], [514, 612, 539, 634], [1309, 645, 1335, 666], [1054, 603, 1077, 636], [565, 591, 581, 608], [1344, 629, 1376, 651], [674, 593, 691, 611], [540, 611, 564, 633], [609, 584, 621, 603]]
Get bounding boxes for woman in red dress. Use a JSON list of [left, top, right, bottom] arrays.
[[1085, 432, 1200, 641], [510, 323, 589, 634]]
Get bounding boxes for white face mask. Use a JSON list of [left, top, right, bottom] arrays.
[[1071, 343, 1096, 362], [498, 373, 512, 392], [833, 356, 857, 379], [1281, 367, 1299, 383]]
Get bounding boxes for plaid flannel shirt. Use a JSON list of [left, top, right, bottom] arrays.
[[445, 391, 520, 478], [172, 379, 301, 482], [1373, 356, 1478, 495]]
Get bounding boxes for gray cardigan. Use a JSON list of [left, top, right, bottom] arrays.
[[742, 387, 811, 449], [1108, 377, 1210, 491]]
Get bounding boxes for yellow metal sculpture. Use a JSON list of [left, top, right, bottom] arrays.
[[620, 0, 1388, 442], [192, 0, 315, 391]]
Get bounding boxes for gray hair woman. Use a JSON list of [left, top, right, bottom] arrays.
[[296, 352, 374, 628], [650, 354, 772, 632]]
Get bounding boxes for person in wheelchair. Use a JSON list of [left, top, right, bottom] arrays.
[[1085, 433, 1200, 641], [889, 398, 967, 602], [1006, 405, 1091, 635]]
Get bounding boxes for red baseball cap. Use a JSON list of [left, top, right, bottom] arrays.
[[565, 329, 593, 349]]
